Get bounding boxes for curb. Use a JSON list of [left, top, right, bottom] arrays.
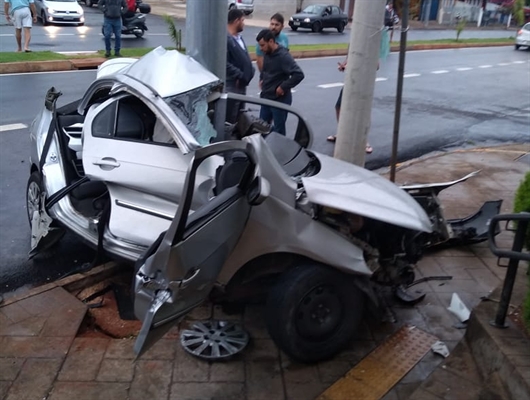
[[0, 42, 513, 75]]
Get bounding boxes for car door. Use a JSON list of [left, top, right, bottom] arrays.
[[331, 6, 342, 27], [133, 140, 267, 357]]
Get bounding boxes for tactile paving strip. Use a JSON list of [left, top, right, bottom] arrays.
[[317, 326, 438, 400]]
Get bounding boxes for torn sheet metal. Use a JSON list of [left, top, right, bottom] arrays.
[[447, 293, 471, 322]]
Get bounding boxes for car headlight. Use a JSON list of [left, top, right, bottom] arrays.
[[289, 17, 293, 21], [304, 18, 311, 23], [47, 7, 55, 13]]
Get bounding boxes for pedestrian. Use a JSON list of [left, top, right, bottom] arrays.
[[226, 9, 255, 123], [256, 29, 304, 136], [3, 0, 37, 53], [98, 0, 127, 58], [385, 1, 399, 41], [256, 13, 289, 72]]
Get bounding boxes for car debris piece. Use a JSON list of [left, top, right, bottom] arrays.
[[180, 320, 249, 360], [431, 340, 450, 358], [447, 293, 471, 322]]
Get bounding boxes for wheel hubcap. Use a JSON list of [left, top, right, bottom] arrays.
[[296, 285, 343, 340], [27, 181, 41, 222]]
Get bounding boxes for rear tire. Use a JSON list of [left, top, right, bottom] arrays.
[[312, 21, 322, 33], [265, 264, 365, 363], [337, 21, 346, 33]]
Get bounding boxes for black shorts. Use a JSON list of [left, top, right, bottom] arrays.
[[335, 88, 343, 110]]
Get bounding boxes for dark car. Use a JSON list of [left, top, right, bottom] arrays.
[[289, 4, 348, 33]]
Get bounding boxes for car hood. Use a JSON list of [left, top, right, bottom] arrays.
[[292, 13, 318, 19], [44, 0, 81, 11], [97, 47, 221, 98], [302, 153, 433, 233]]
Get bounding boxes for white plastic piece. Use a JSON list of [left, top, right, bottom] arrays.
[[431, 341, 450, 358], [447, 293, 471, 322]]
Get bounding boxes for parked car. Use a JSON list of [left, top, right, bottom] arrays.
[[515, 22, 530, 50], [27, 47, 500, 362], [289, 4, 348, 33], [81, 0, 98, 7], [35, 0, 84, 25], [228, 0, 253, 15]]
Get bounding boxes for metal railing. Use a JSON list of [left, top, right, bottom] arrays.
[[488, 212, 530, 328]]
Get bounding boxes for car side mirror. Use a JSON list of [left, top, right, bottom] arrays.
[[247, 177, 270, 206]]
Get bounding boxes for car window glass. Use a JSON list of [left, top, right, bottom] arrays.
[[524, 23, 530, 30], [332, 7, 340, 15], [92, 102, 116, 138]]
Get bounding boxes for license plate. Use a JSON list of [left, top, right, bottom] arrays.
[[63, 16, 73, 20], [293, 21, 300, 26]]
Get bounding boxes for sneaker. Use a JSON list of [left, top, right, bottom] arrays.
[[115, 52, 122, 57], [104, 52, 111, 58]]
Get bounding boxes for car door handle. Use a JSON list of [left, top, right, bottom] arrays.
[[93, 158, 121, 170]]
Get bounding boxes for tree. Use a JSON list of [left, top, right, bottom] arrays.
[[514, 0, 525, 25]]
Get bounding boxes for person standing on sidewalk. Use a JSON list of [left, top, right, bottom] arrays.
[[3, 0, 37, 52], [256, 13, 289, 72], [256, 29, 304, 136], [226, 9, 255, 123], [98, 0, 127, 57]]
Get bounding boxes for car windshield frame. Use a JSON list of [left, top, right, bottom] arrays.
[[302, 5, 325, 14]]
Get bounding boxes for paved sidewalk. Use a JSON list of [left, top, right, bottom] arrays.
[[0, 144, 529, 400]]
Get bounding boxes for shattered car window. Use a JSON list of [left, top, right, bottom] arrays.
[[164, 82, 219, 146]]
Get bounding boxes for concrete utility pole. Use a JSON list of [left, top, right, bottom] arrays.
[[334, 0, 387, 167], [185, 0, 226, 82]]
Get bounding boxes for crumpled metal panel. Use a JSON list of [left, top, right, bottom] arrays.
[[317, 326, 438, 400]]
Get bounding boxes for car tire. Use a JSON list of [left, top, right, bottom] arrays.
[[515, 44, 520, 50], [265, 264, 365, 363], [27, 171, 43, 226], [337, 21, 346, 33], [312, 21, 322, 33], [291, 26, 298, 31], [41, 11, 49, 26]]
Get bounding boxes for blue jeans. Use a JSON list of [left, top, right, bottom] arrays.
[[259, 92, 292, 136], [103, 17, 122, 54]]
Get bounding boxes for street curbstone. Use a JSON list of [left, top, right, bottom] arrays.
[[0, 60, 75, 74]]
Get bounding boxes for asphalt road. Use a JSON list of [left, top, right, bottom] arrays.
[[0, 46, 529, 295], [0, 4, 518, 53]]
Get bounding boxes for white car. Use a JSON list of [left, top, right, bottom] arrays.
[[34, 0, 84, 25], [228, 0, 253, 15], [515, 22, 530, 50], [27, 47, 499, 362]]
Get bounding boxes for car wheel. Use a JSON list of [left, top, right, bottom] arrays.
[[291, 26, 298, 31], [515, 44, 520, 50], [265, 264, 365, 363], [27, 171, 43, 226], [312, 21, 322, 33], [337, 21, 346, 33], [86, 0, 93, 7], [41, 11, 49, 26]]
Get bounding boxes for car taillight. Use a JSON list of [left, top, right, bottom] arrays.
[[237, 0, 242, 3], [517, 29, 523, 35]]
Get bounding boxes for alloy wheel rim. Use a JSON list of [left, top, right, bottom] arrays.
[[27, 181, 41, 223]]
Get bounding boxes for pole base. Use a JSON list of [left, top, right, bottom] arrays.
[[489, 320, 509, 329]]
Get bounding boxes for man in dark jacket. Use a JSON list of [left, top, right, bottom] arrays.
[[256, 29, 304, 136], [99, 0, 127, 57], [226, 9, 255, 123]]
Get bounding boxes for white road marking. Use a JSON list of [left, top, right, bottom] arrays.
[[318, 83, 344, 89], [497, 62, 510, 66], [0, 34, 14, 37], [431, 70, 449, 74], [404, 73, 421, 78], [456, 67, 473, 71], [0, 123, 27, 132], [478, 65, 492, 68], [513, 60, 526, 64], [375, 77, 388, 82]]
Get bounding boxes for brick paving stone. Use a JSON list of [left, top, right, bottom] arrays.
[[243, 305, 271, 340], [394, 381, 423, 400], [0, 336, 71, 358], [48, 382, 130, 400], [41, 304, 87, 337], [417, 256, 445, 278], [17, 287, 78, 317], [399, 360, 430, 385], [0, 316, 46, 336], [96, 358, 135, 382], [0, 302, 32, 324], [422, 368, 482, 400], [408, 387, 443, 400], [0, 381, 12, 399], [465, 268, 501, 293], [130, 359, 172, 400], [512, 355, 530, 367], [436, 254, 490, 270], [210, 359, 245, 382], [58, 338, 109, 381], [243, 338, 280, 362], [441, 342, 482, 385], [281, 359, 319, 383], [417, 304, 465, 342], [105, 338, 135, 359], [427, 278, 488, 294], [479, 257, 508, 280], [169, 382, 245, 400], [245, 360, 285, 400], [172, 346, 209, 382], [316, 359, 351, 384], [337, 338, 378, 363], [5, 358, 62, 400], [380, 388, 400, 400], [185, 303, 212, 320], [212, 304, 243, 321], [141, 338, 177, 360], [0, 358, 24, 380], [285, 380, 328, 400]]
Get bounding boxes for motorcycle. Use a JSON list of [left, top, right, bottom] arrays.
[[101, 2, 150, 38], [26, 48, 502, 362]]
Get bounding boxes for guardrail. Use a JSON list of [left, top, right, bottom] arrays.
[[488, 212, 530, 329]]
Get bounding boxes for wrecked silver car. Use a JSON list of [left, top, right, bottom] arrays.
[[27, 47, 501, 362]]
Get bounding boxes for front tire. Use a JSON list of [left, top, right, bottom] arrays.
[[41, 11, 49, 26], [265, 264, 365, 363], [27, 171, 43, 226], [312, 21, 322, 33], [515, 44, 520, 50], [291, 26, 298, 31], [337, 21, 346, 33]]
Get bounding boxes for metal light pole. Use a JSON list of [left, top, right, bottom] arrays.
[[185, 0, 226, 82], [389, 0, 409, 183]]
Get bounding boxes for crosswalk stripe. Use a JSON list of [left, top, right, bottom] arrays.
[[318, 83, 344, 89], [0, 123, 27, 132]]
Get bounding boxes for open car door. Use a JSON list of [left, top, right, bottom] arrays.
[[133, 140, 268, 357]]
